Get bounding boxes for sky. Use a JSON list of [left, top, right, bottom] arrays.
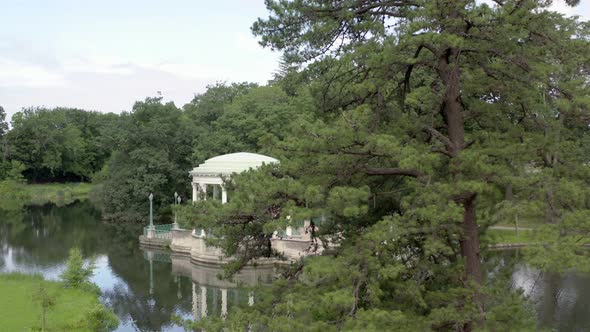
[[0, 0, 281, 118], [1, 0, 589, 120]]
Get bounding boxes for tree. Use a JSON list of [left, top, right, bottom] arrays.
[[183, 1, 589, 330], [0, 161, 30, 211], [95, 98, 196, 222], [0, 106, 8, 137], [184, 82, 260, 163], [186, 81, 258, 125], [0, 106, 9, 161], [60, 247, 96, 289], [184, 83, 313, 164], [32, 284, 56, 332], [7, 107, 117, 182]]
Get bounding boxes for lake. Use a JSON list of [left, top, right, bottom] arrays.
[[0, 201, 588, 331]]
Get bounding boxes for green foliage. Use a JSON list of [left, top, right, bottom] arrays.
[[94, 97, 195, 222], [185, 83, 313, 163], [60, 247, 97, 290], [0, 160, 30, 212], [6, 160, 26, 182], [94, 84, 311, 222], [84, 304, 119, 332], [176, 0, 590, 330], [1, 1, 588, 330], [32, 283, 56, 332], [0, 105, 9, 137], [7, 107, 119, 182]]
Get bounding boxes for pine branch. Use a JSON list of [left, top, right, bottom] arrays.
[[364, 166, 423, 178]]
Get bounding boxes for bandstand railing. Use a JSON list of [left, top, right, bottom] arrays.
[[144, 223, 174, 239], [143, 250, 172, 263]]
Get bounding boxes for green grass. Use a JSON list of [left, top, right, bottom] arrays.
[[492, 216, 541, 229], [485, 229, 536, 245], [24, 183, 94, 206], [0, 273, 111, 331]]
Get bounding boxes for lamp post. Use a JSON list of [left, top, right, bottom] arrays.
[[147, 193, 155, 238], [173, 192, 180, 229]]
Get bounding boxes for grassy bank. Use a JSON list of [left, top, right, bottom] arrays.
[[485, 228, 536, 246], [0, 273, 117, 331], [24, 182, 94, 206]]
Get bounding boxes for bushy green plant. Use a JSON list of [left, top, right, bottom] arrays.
[[84, 304, 119, 332], [60, 247, 96, 289]]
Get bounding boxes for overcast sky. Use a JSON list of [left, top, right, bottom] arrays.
[[1, 1, 588, 120]]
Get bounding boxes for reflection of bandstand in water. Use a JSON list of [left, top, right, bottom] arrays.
[[171, 251, 272, 320], [191, 282, 254, 320], [143, 248, 274, 321]]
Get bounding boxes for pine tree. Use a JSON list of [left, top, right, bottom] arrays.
[[183, 1, 590, 330]]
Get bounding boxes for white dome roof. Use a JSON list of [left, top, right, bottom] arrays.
[[190, 152, 279, 177]]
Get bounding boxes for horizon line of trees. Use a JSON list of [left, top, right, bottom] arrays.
[[0, 79, 306, 222]]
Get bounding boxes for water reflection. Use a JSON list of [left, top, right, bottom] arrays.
[[1, 201, 589, 331], [487, 250, 590, 331], [141, 248, 273, 323], [0, 201, 273, 332]]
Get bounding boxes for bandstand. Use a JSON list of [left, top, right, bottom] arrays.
[[140, 152, 319, 264], [189, 152, 278, 204]]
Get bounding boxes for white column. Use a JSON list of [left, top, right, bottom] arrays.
[[221, 288, 228, 318], [192, 183, 198, 203], [286, 226, 293, 237], [213, 185, 219, 201], [221, 186, 228, 204], [248, 291, 254, 306], [200, 184, 208, 201], [200, 286, 208, 317]]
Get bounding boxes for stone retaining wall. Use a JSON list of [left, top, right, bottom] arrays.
[[139, 235, 171, 248], [141, 228, 317, 264], [169, 229, 192, 257]]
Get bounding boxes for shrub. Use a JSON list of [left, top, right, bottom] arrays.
[[60, 247, 96, 289], [84, 304, 119, 332]]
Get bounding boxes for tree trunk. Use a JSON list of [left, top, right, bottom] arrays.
[[439, 40, 484, 329], [41, 306, 46, 332], [440, 50, 483, 285], [459, 195, 482, 284]]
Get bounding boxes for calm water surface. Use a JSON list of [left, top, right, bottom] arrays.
[[0, 201, 588, 331]]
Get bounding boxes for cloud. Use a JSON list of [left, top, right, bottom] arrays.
[[478, 0, 588, 19], [153, 62, 229, 81], [0, 57, 67, 88], [550, 1, 578, 17], [62, 55, 136, 75]]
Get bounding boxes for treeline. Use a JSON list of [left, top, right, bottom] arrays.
[[0, 81, 309, 221], [3, 107, 119, 182]]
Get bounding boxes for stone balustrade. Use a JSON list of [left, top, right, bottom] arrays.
[[143, 224, 320, 264]]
